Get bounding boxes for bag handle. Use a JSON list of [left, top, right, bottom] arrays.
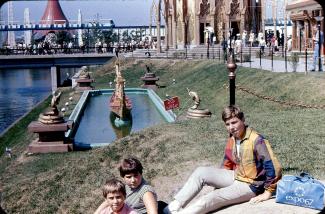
[[298, 172, 313, 182]]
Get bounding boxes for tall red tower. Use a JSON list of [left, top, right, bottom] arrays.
[[35, 0, 69, 37], [40, 0, 68, 25]]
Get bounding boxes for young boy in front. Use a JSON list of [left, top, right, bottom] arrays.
[[94, 178, 138, 214]]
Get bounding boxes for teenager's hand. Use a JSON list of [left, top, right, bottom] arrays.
[[249, 191, 272, 204]]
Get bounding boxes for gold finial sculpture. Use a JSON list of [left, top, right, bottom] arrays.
[[38, 90, 64, 124], [186, 88, 211, 119], [187, 88, 200, 109], [79, 66, 90, 79], [115, 60, 122, 78], [50, 90, 62, 109]]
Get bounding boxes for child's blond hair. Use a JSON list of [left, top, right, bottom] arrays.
[[102, 178, 126, 198]]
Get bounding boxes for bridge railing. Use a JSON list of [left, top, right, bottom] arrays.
[[0, 45, 138, 56], [0, 23, 115, 31], [0, 46, 97, 55]]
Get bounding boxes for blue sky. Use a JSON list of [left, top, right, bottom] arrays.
[[0, 0, 286, 26], [1, 0, 152, 26]]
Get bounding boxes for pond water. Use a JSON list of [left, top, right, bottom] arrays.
[[0, 67, 80, 135], [73, 92, 167, 148]]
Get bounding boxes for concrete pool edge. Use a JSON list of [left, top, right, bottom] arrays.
[[65, 88, 176, 148]]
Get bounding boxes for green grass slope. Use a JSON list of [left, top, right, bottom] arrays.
[[0, 59, 325, 213]]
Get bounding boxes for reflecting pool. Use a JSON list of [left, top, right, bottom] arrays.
[[70, 89, 175, 148]]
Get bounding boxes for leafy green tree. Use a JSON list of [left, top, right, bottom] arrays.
[[122, 30, 131, 43], [130, 29, 146, 42], [102, 30, 118, 44], [82, 21, 108, 46], [56, 31, 71, 46]]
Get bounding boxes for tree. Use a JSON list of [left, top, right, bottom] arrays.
[[102, 30, 118, 44], [56, 31, 71, 46], [82, 21, 104, 47], [130, 29, 146, 42], [122, 30, 131, 43]]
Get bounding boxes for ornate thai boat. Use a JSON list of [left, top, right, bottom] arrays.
[[109, 61, 132, 120]]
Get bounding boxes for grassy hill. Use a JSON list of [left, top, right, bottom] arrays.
[[0, 58, 325, 213]]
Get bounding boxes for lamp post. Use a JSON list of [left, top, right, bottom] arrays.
[[227, 53, 237, 105], [281, 27, 284, 57], [205, 29, 210, 59], [315, 16, 324, 72], [213, 36, 216, 59], [207, 32, 210, 59], [229, 28, 233, 58], [223, 30, 226, 62], [299, 24, 302, 53]]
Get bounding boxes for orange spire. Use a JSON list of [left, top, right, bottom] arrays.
[[40, 0, 68, 25]]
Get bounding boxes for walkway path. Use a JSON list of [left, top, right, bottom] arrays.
[[239, 56, 323, 73], [125, 47, 325, 73]]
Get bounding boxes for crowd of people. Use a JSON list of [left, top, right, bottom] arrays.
[[0, 34, 156, 56], [95, 105, 283, 214], [221, 29, 292, 56], [0, 41, 153, 56], [221, 27, 324, 71]]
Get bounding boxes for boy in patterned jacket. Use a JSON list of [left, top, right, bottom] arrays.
[[164, 105, 282, 214]]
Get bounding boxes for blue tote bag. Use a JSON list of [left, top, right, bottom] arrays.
[[276, 173, 325, 210]]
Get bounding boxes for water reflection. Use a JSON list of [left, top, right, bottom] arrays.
[[109, 112, 132, 139]]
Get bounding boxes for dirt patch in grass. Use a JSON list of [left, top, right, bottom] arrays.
[[152, 160, 214, 202]]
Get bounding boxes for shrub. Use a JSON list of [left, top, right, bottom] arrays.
[[289, 52, 299, 72], [256, 50, 262, 58], [243, 54, 251, 62], [179, 51, 185, 58]]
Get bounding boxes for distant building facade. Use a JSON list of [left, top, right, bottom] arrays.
[[163, 0, 263, 49], [286, 0, 324, 52]]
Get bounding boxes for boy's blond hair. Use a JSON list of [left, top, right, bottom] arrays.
[[102, 178, 126, 198]]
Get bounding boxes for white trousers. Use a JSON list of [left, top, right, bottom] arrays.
[[174, 167, 256, 214]]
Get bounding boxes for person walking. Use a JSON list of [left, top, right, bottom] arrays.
[[311, 25, 324, 71]]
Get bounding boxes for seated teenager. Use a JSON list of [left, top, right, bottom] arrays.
[[94, 178, 138, 214], [163, 105, 282, 214]]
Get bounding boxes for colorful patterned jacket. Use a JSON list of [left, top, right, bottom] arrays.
[[222, 127, 282, 194]]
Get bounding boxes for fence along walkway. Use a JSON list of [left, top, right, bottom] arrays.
[[124, 45, 325, 73]]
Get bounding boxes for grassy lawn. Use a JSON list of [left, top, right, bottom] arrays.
[[0, 58, 325, 213]]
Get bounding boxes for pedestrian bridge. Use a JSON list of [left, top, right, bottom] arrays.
[[0, 53, 114, 68], [0, 53, 115, 91]]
